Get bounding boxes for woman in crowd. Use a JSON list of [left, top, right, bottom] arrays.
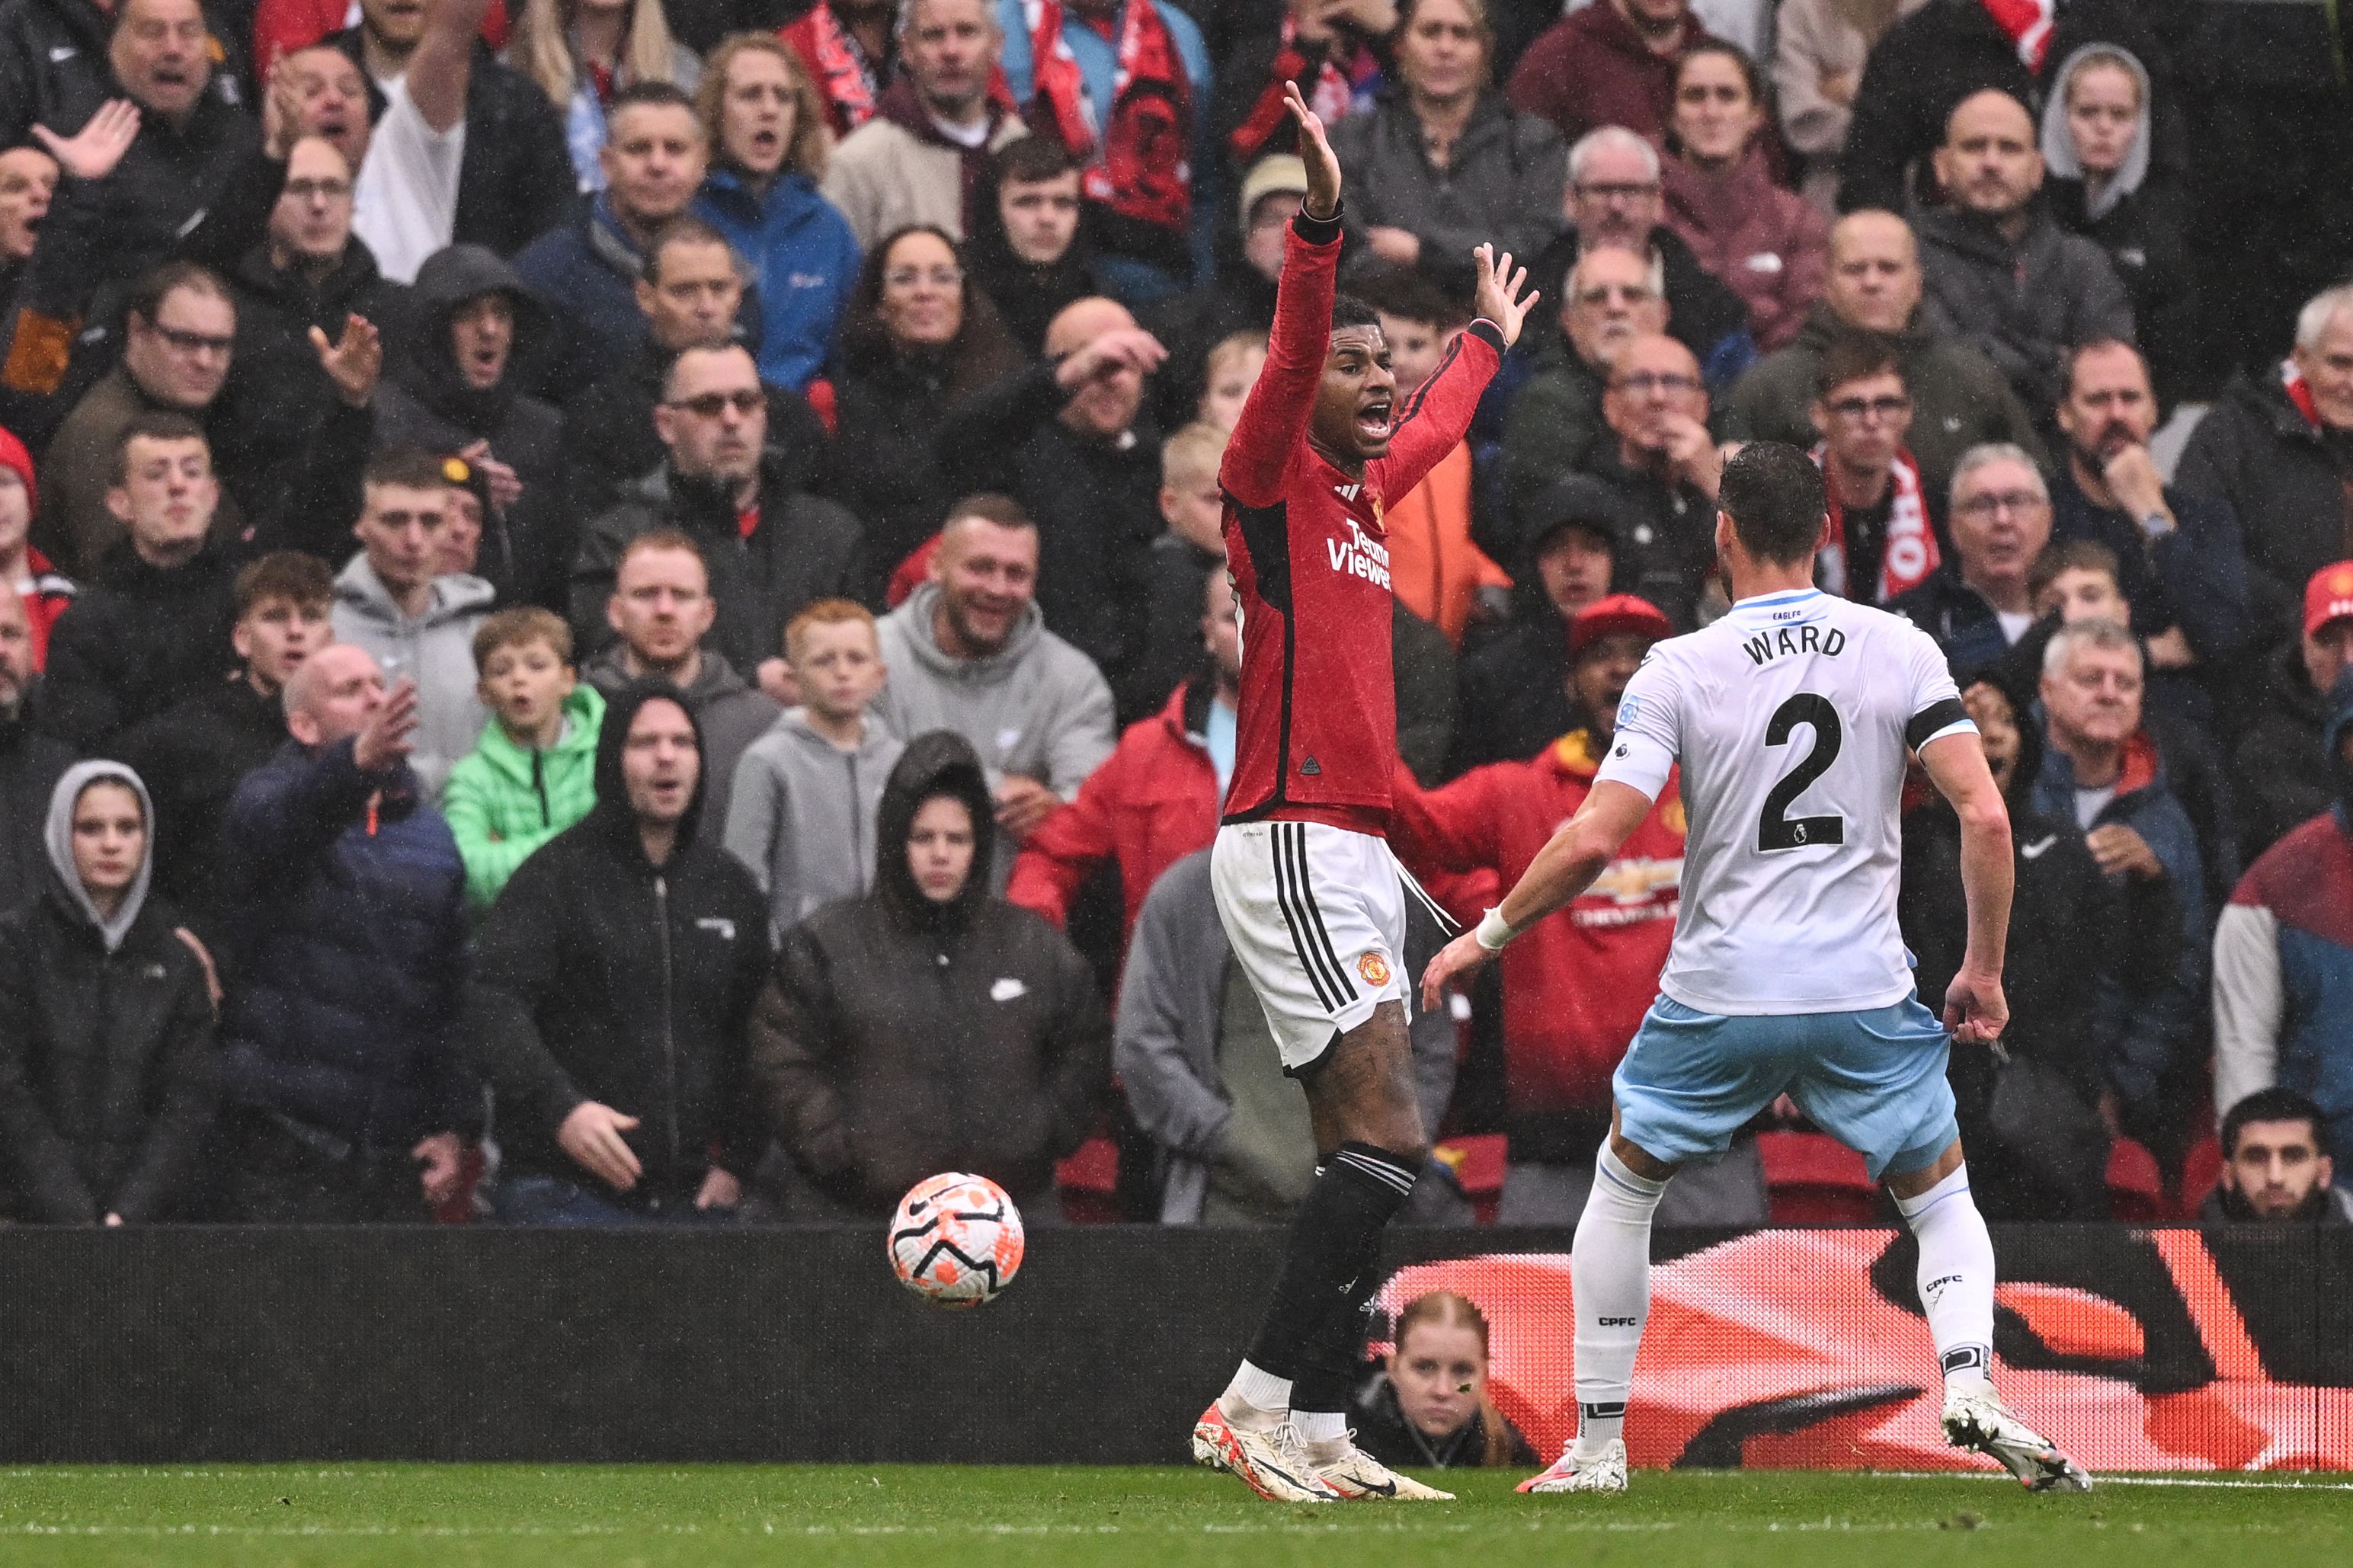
[[1661, 43, 1828, 355], [749, 732, 1109, 1222], [827, 226, 1025, 600], [1772, 0, 1925, 213], [0, 763, 216, 1225], [1350, 1292, 1536, 1470], [1328, 0, 1564, 282], [2040, 45, 2201, 405], [509, 0, 703, 192], [692, 33, 862, 394]]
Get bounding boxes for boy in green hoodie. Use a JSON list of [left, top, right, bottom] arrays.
[[445, 608, 607, 910]]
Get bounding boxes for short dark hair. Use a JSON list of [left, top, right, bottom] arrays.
[[1718, 441, 1827, 567], [2062, 336, 2147, 400], [608, 80, 699, 120], [644, 216, 741, 286], [2221, 1087, 2328, 1159], [2027, 538, 2120, 605], [1332, 294, 1381, 334], [110, 411, 208, 484], [364, 446, 461, 493], [1813, 331, 1904, 402], [1350, 265, 1460, 331], [125, 260, 232, 328], [943, 492, 1035, 532], [617, 526, 709, 579], [990, 136, 1080, 188], [233, 552, 334, 619]]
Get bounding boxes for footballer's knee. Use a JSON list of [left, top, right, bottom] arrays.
[[1305, 1003, 1429, 1163]]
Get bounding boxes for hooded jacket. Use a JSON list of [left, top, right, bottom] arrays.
[[1327, 87, 1567, 280], [0, 683, 74, 917], [582, 645, 782, 852], [2233, 645, 2339, 866], [1719, 301, 2047, 513], [571, 452, 866, 679], [870, 582, 1118, 885], [442, 679, 607, 909], [722, 705, 904, 940], [748, 731, 1110, 1213], [329, 552, 495, 802], [376, 244, 569, 613], [0, 762, 217, 1223], [819, 76, 1029, 249], [216, 732, 473, 1150], [693, 168, 863, 392], [2214, 690, 2353, 1178], [37, 543, 239, 755], [1910, 197, 2135, 414], [468, 679, 772, 1205], [1660, 141, 1830, 354], [2175, 367, 2353, 635]]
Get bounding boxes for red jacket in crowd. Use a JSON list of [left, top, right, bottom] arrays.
[[1007, 675, 1222, 946], [1390, 731, 1686, 1117], [1661, 143, 1830, 353], [17, 547, 73, 671], [1505, 2, 1714, 147]]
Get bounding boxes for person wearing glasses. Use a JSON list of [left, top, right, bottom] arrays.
[[573, 341, 864, 700], [1574, 331, 1719, 629], [1888, 443, 2050, 681], [1500, 245, 1663, 533], [1806, 332, 1935, 606]]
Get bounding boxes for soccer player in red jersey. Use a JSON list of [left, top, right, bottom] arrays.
[[1188, 83, 1535, 1504]]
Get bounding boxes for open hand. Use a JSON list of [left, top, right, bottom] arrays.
[[353, 677, 421, 775], [32, 99, 139, 183], [309, 314, 382, 407], [559, 1102, 644, 1192], [1419, 929, 1493, 1012], [1054, 326, 1167, 389], [1471, 243, 1537, 349], [1282, 81, 1341, 219]]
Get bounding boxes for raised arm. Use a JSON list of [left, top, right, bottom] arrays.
[[1374, 244, 1533, 495], [1219, 83, 1342, 508], [1919, 728, 2013, 1046], [408, 0, 491, 133]]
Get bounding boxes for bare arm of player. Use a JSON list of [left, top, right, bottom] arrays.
[[1919, 729, 2013, 1046], [1417, 779, 1654, 1009]]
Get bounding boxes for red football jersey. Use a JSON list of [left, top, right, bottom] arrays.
[[1218, 212, 1503, 834]]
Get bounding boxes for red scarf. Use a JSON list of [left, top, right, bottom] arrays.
[[1813, 443, 1940, 603], [1024, 0, 1193, 236], [1980, 0, 2055, 72], [783, 4, 880, 135], [2284, 357, 2326, 431], [1226, 15, 1375, 163]]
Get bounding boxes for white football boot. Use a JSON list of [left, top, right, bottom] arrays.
[[1312, 1440, 1455, 1501], [1942, 1384, 2092, 1492], [1516, 1437, 1629, 1495], [1191, 1401, 1343, 1502]]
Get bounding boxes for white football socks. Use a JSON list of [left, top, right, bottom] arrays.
[[1570, 1144, 1667, 1458], [1892, 1163, 1996, 1392], [1221, 1360, 1292, 1430]]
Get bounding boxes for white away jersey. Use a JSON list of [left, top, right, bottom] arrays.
[[1595, 588, 1974, 1015]]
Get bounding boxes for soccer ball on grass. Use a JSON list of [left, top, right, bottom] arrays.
[[887, 1172, 1026, 1307]]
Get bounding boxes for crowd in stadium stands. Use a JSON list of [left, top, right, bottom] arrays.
[[5, 0, 2353, 1236]]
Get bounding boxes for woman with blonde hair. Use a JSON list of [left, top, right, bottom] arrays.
[[1350, 1291, 1537, 1470], [691, 32, 861, 391], [508, 0, 703, 190]]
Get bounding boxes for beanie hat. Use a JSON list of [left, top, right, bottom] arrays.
[[0, 425, 35, 514]]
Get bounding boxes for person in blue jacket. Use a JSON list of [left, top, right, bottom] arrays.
[[692, 34, 861, 392]]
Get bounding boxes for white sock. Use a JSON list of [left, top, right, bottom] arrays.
[[1570, 1144, 1666, 1458], [1295, 1409, 1349, 1454], [1221, 1359, 1292, 1429], [1893, 1163, 1996, 1393]]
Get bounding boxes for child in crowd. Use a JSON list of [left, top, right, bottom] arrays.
[[0, 427, 72, 670], [1196, 332, 1268, 432], [725, 599, 904, 941], [443, 607, 607, 910]]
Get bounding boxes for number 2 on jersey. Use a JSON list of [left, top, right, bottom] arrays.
[[1757, 693, 1846, 851]]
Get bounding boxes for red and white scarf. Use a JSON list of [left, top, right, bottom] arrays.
[[1981, 0, 2056, 72], [783, 3, 879, 134], [1225, 14, 1376, 163], [1024, 0, 1193, 236], [1813, 443, 1940, 603]]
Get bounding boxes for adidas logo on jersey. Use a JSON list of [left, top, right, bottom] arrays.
[[1326, 518, 1391, 588], [1333, 482, 1361, 501]]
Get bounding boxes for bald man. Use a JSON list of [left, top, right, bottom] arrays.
[[936, 296, 1176, 721], [1913, 89, 2134, 414], [1573, 332, 1721, 629], [1721, 208, 2047, 510]]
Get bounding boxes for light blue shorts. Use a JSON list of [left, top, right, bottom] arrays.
[[1612, 994, 1960, 1182]]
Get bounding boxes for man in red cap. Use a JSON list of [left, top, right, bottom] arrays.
[[0, 425, 72, 670], [1391, 593, 1766, 1225], [2233, 562, 2353, 862]]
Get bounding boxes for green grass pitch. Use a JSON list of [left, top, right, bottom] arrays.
[[2, 1465, 2348, 1567]]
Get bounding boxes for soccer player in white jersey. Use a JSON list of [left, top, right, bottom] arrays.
[[1423, 441, 2091, 1496]]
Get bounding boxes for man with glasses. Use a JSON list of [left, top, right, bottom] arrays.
[[574, 342, 864, 702], [1807, 334, 1938, 606], [1889, 442, 2050, 680], [1578, 331, 1718, 629], [1502, 245, 1665, 533]]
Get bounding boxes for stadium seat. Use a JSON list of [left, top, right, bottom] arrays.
[[1756, 1131, 1878, 1224], [2105, 1138, 2166, 1222], [1055, 1134, 1123, 1224], [2177, 1134, 2223, 1220], [1433, 1134, 1506, 1225]]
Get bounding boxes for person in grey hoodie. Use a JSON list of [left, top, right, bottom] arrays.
[[870, 498, 1116, 889], [1912, 87, 2134, 417], [328, 449, 496, 802], [724, 601, 905, 941]]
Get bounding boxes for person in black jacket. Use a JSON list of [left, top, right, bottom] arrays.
[[748, 730, 1111, 1221], [469, 680, 770, 1223], [963, 137, 1105, 359], [0, 590, 75, 917], [0, 762, 216, 1224], [1347, 1291, 1538, 1472], [572, 342, 864, 686]]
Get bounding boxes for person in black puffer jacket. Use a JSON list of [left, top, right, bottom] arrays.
[[0, 762, 216, 1224], [469, 680, 772, 1222], [749, 731, 1111, 1221]]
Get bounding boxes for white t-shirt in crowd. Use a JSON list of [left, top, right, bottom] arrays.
[[2073, 784, 2118, 830], [1596, 588, 1975, 1016], [1994, 609, 2032, 644], [353, 73, 466, 285]]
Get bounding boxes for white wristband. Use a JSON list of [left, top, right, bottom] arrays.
[[1475, 906, 1516, 952]]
